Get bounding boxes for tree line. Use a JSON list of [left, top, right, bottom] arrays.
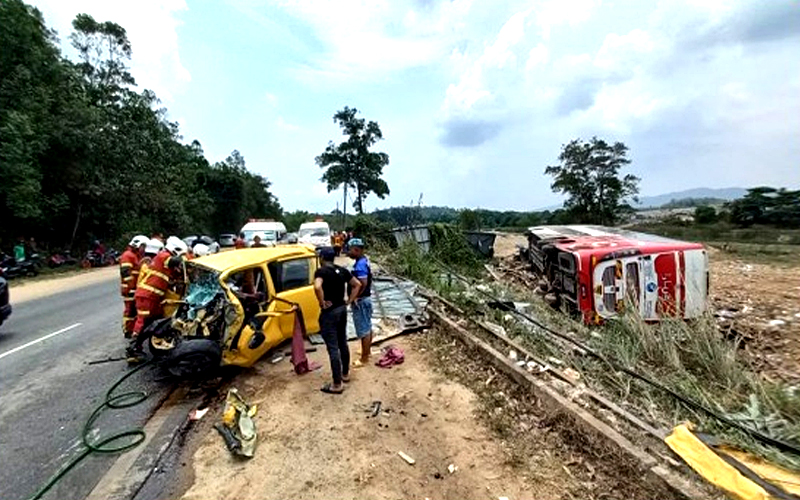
[[0, 1, 281, 252]]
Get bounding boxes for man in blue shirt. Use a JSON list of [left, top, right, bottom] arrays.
[[347, 238, 373, 367]]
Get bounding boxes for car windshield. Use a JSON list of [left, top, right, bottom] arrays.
[[299, 228, 329, 238], [185, 265, 221, 308], [243, 230, 276, 241]]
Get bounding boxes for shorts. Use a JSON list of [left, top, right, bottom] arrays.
[[351, 297, 373, 338]]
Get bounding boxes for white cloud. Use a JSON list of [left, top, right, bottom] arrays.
[[525, 43, 549, 70], [275, 116, 300, 131], [30, 0, 190, 102], [533, 0, 600, 40], [232, 0, 475, 85]]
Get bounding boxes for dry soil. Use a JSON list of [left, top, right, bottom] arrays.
[[180, 338, 574, 500]]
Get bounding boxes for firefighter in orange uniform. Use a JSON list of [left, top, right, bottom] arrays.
[[120, 235, 148, 338], [128, 236, 188, 363]]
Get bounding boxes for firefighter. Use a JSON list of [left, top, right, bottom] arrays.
[[137, 238, 164, 288], [128, 236, 188, 363], [120, 235, 148, 338]]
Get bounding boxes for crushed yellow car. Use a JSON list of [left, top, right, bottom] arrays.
[[145, 245, 322, 376]]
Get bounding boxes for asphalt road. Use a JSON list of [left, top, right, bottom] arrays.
[[0, 273, 172, 500]]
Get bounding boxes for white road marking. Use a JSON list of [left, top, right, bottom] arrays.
[[0, 323, 82, 360]]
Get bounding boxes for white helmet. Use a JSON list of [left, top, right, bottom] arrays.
[[145, 238, 164, 255], [193, 243, 210, 257], [165, 236, 189, 256], [129, 234, 149, 248]]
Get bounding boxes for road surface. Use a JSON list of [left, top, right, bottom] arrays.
[[0, 270, 171, 500]]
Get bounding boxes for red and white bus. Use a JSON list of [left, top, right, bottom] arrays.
[[525, 225, 709, 324]]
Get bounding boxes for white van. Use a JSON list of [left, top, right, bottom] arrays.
[[239, 220, 287, 247], [298, 221, 332, 248]]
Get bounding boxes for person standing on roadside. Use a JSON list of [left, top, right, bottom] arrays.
[[119, 235, 148, 339], [235, 232, 246, 249], [347, 238, 374, 367], [314, 247, 361, 394], [251, 233, 266, 248]]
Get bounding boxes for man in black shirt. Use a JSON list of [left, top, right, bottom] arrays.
[[314, 247, 361, 394]]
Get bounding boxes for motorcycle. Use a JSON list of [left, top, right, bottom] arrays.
[[0, 253, 41, 279], [48, 251, 78, 268], [80, 248, 119, 268]]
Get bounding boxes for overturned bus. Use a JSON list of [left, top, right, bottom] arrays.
[[524, 225, 709, 324]]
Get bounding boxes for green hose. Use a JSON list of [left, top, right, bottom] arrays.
[[26, 360, 154, 500]]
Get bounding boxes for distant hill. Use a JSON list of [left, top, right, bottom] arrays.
[[635, 188, 747, 209]]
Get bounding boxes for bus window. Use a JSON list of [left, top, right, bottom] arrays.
[[602, 266, 616, 312], [625, 262, 640, 307]]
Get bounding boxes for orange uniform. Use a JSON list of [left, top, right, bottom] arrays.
[[133, 250, 182, 335], [119, 248, 141, 337]]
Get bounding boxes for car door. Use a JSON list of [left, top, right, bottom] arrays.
[[267, 255, 321, 339], [219, 264, 282, 367]]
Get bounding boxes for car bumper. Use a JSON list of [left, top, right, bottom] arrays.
[[0, 303, 11, 323]]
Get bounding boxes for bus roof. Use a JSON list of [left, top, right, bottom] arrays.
[[527, 225, 704, 256]]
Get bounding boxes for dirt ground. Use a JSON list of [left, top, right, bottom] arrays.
[[181, 337, 576, 500], [708, 247, 800, 381]]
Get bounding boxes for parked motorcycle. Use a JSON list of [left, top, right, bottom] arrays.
[[80, 248, 119, 268], [0, 253, 41, 279], [48, 251, 78, 268]]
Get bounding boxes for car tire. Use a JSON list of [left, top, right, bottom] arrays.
[[165, 339, 222, 379]]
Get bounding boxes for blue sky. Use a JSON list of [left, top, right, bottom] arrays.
[[31, 0, 800, 212]]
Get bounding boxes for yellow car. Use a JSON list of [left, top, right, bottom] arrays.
[[147, 245, 321, 376]]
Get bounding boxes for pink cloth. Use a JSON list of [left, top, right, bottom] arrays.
[[290, 307, 321, 374], [376, 345, 405, 368]]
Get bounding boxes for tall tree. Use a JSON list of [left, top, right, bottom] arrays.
[[545, 138, 640, 225], [316, 106, 390, 218]]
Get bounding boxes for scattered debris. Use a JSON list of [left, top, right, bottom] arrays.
[[508, 350, 518, 361], [376, 345, 405, 368], [368, 401, 382, 418], [448, 463, 458, 474], [482, 321, 507, 337], [269, 354, 284, 364], [86, 356, 126, 365], [562, 367, 581, 384], [397, 450, 416, 465], [189, 407, 209, 421], [217, 388, 258, 458]]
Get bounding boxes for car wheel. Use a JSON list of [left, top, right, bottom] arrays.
[[165, 339, 222, 379]]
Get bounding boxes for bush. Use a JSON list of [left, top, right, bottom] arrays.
[[694, 205, 717, 224]]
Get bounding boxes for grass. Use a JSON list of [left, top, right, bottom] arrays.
[[708, 241, 800, 266], [378, 236, 800, 472], [627, 222, 800, 245]]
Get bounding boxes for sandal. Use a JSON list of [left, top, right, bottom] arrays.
[[352, 360, 368, 369], [320, 383, 344, 394]]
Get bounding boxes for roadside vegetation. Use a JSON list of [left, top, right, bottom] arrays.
[[0, 1, 282, 252]]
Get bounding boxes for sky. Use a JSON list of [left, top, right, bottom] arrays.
[[30, 0, 800, 212]]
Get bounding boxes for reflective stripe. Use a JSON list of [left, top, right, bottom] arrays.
[[148, 269, 170, 282], [122, 276, 133, 282], [122, 316, 134, 320], [138, 310, 150, 316], [123, 297, 135, 302], [139, 283, 165, 296], [131, 270, 139, 275], [120, 262, 133, 268]]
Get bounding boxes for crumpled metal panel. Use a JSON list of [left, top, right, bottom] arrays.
[[309, 276, 429, 343]]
